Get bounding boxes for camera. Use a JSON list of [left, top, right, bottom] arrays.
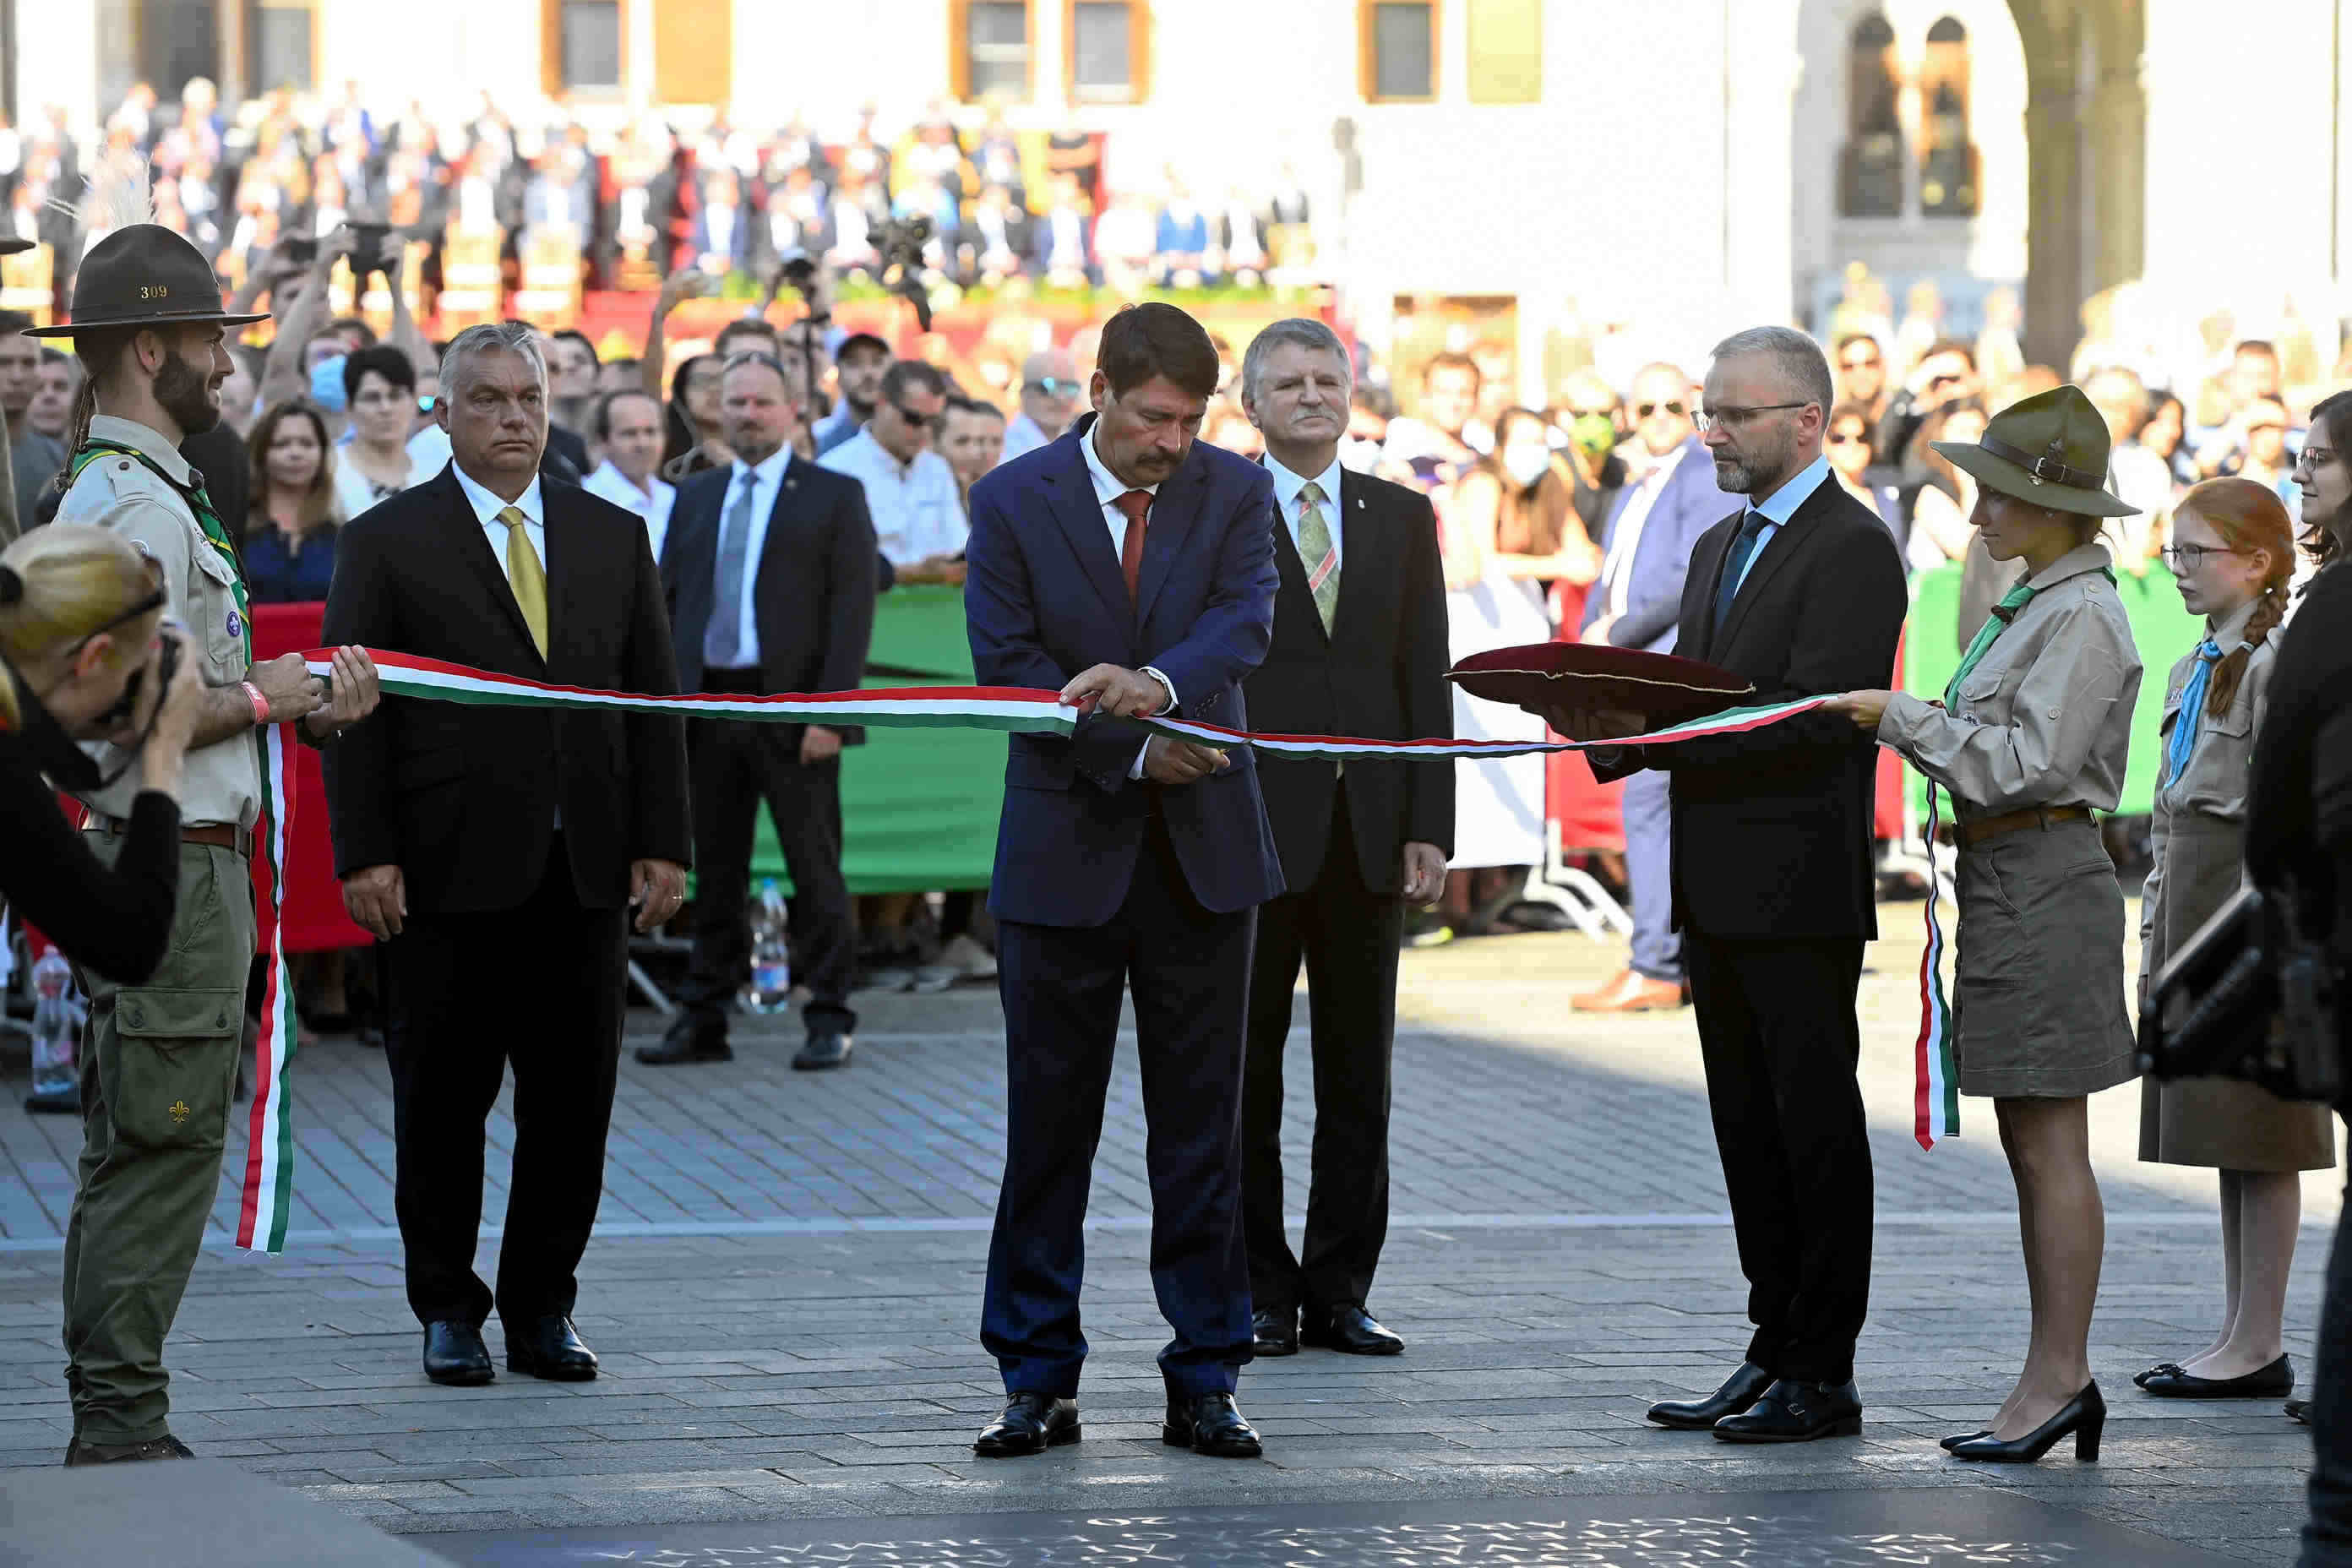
[[868, 215, 936, 331], [2140, 883, 2343, 1104]]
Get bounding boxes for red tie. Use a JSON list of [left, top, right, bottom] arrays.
[[1114, 488, 1152, 602]]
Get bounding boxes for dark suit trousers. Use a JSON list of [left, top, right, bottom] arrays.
[[382, 836, 626, 1329], [983, 807, 1256, 1397], [677, 702, 857, 1035], [1241, 787, 1403, 1315], [1684, 932, 1872, 1386]]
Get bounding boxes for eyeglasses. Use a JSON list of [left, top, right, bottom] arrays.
[[2159, 543, 2248, 569], [2246, 422, 2287, 436], [1635, 400, 1686, 419], [68, 571, 168, 657], [1693, 402, 1808, 436], [2298, 445, 2338, 470], [1025, 378, 1081, 398], [1827, 431, 1866, 445]]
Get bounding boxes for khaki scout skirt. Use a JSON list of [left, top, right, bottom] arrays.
[[2138, 814, 2338, 1171], [1952, 816, 2138, 1099]]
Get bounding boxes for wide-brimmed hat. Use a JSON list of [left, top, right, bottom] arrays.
[[21, 223, 269, 338], [0, 237, 31, 256], [1930, 384, 2138, 518]]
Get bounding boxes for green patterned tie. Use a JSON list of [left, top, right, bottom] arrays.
[[1298, 481, 1339, 633]]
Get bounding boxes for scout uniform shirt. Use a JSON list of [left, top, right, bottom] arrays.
[[1877, 542, 2144, 814], [62, 413, 261, 830]]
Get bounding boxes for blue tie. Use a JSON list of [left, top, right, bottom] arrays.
[[1712, 510, 1771, 636], [702, 473, 759, 669], [2164, 639, 2224, 787]]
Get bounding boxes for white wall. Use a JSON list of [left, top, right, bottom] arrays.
[[16, 3, 100, 135]]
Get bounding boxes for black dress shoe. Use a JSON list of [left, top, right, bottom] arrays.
[[1300, 1304, 1403, 1356], [63, 1433, 194, 1466], [1252, 1306, 1298, 1357], [2289, 1399, 2312, 1424], [792, 1031, 852, 1070], [1949, 1383, 2104, 1463], [635, 1015, 732, 1066], [2133, 1360, 2186, 1389], [972, 1392, 1080, 1456], [2140, 1353, 2292, 1399], [1647, 1361, 1773, 1429], [505, 1315, 598, 1380], [1163, 1391, 1262, 1457], [422, 1320, 493, 1386], [1712, 1377, 1863, 1443]]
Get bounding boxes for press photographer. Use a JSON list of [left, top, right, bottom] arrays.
[[0, 524, 203, 983]]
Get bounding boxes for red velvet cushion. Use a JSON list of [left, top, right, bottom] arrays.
[[1447, 641, 1755, 725]]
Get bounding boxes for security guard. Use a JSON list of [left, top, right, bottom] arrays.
[[23, 224, 379, 1465]]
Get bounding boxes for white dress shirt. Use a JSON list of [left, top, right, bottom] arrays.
[[1001, 412, 1054, 462], [450, 461, 547, 589], [1599, 440, 1690, 618], [707, 445, 792, 669], [1079, 420, 1178, 776], [1264, 449, 1345, 565], [817, 427, 968, 566], [583, 458, 678, 564], [1733, 452, 1834, 598]]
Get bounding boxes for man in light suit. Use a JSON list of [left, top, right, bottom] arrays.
[[964, 302, 1282, 1462], [1574, 365, 1737, 1013]]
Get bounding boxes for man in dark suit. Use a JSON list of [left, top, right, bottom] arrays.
[[1233, 318, 1451, 1361], [963, 302, 1282, 1462], [1560, 326, 1905, 1445], [643, 349, 877, 1071], [1575, 367, 1737, 1014], [323, 323, 691, 1390]]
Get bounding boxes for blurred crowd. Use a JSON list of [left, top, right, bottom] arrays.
[[0, 80, 1315, 300]]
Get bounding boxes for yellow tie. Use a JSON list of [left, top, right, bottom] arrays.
[[497, 504, 549, 659]]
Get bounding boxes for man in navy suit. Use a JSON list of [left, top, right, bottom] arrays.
[[963, 302, 1282, 1461], [1574, 366, 1738, 1013]]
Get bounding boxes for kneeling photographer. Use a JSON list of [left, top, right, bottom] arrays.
[[0, 524, 203, 981]]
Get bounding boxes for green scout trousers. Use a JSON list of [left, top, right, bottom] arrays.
[[63, 836, 254, 1446]]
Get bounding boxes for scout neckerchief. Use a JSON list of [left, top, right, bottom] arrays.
[[1913, 562, 2114, 1150], [72, 433, 301, 1253], [69, 437, 252, 658], [2164, 638, 2225, 788]]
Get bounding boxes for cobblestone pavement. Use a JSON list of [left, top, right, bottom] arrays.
[[0, 908, 2338, 1563]]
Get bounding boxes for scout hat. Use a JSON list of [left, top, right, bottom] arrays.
[[1930, 384, 2139, 518], [22, 223, 269, 338], [0, 237, 31, 255]]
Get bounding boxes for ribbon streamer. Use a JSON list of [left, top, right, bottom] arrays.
[[229, 648, 1838, 1253], [1912, 781, 1959, 1150]]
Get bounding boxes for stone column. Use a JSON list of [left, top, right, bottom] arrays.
[[2021, 42, 2086, 371], [2086, 22, 2148, 295]]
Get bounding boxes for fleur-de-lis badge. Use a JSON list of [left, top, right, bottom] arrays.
[[169, 1100, 191, 1124]]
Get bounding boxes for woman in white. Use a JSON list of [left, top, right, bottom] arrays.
[[331, 345, 436, 521]]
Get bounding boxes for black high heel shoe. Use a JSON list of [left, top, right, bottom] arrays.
[[1948, 1383, 2104, 1464], [1938, 1430, 1989, 1451]]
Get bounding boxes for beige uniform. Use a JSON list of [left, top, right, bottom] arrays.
[[1879, 543, 2143, 1099], [54, 412, 261, 1450], [2138, 602, 2336, 1169]]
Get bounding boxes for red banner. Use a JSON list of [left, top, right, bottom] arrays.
[[251, 602, 371, 953]]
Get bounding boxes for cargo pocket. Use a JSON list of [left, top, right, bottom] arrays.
[[106, 986, 241, 1152]]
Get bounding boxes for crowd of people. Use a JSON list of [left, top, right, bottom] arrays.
[[0, 80, 1315, 302]]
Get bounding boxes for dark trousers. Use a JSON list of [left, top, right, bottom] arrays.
[[1241, 787, 1404, 1315], [678, 707, 856, 1035], [1623, 768, 1683, 983], [983, 810, 1256, 1397], [1684, 931, 1873, 1386], [382, 836, 626, 1329], [2302, 1179, 2352, 1564]]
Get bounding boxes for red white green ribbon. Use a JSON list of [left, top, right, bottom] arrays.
[[1914, 781, 1959, 1150], [236, 722, 300, 1251], [228, 647, 1834, 1253]]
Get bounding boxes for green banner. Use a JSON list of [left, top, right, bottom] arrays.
[[750, 584, 1001, 896], [1901, 561, 2202, 818]]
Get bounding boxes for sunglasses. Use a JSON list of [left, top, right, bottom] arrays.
[[1827, 431, 1866, 445], [890, 401, 945, 432], [1025, 378, 1081, 397], [1636, 400, 1686, 419]]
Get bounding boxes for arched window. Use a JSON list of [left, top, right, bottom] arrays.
[[1840, 14, 1904, 218], [1919, 16, 1979, 216]]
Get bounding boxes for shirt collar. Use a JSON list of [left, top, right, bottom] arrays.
[[86, 413, 195, 486], [1082, 418, 1160, 504], [451, 460, 544, 527], [844, 425, 928, 482], [1263, 449, 1343, 520], [2025, 541, 2117, 592], [732, 444, 792, 492], [1750, 452, 1832, 525], [2209, 593, 2262, 653]]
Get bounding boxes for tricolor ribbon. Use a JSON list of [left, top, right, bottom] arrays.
[[228, 648, 1834, 1253], [1913, 781, 1959, 1150]]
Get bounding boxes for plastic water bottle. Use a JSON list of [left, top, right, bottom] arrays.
[[25, 950, 84, 1113], [741, 880, 792, 1014]]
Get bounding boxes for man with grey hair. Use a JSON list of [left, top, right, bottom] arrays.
[[323, 318, 693, 1392], [1554, 324, 1905, 1445], [1236, 317, 1451, 1359], [1002, 347, 1082, 462]]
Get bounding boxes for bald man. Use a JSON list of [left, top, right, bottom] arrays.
[[1001, 349, 1082, 461]]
